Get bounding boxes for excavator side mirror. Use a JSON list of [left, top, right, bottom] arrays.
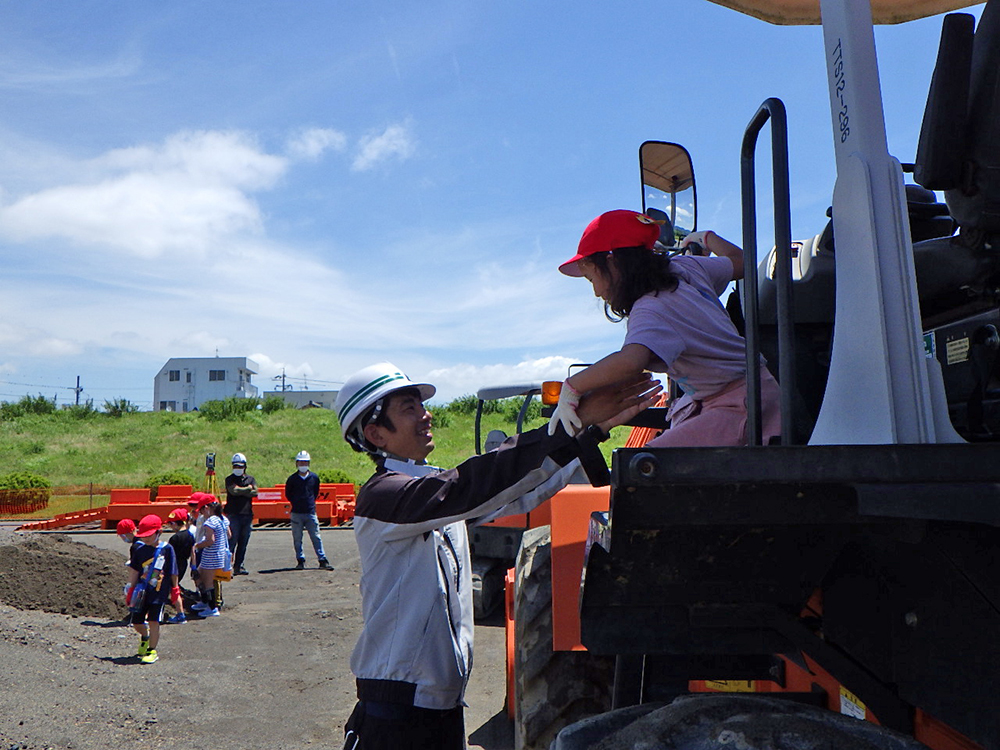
[[639, 141, 697, 246]]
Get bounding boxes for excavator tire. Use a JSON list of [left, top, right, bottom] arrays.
[[513, 526, 614, 750], [553, 694, 930, 750]]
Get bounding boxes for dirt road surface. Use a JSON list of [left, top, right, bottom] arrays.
[[0, 525, 513, 750]]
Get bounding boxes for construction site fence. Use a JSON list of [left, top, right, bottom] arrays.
[[0, 488, 50, 515]]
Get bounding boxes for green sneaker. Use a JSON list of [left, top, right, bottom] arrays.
[[140, 649, 159, 664], [137, 639, 150, 657]]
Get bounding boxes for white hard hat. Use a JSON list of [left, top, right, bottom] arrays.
[[231, 453, 247, 465], [335, 362, 435, 453], [295, 450, 311, 462]]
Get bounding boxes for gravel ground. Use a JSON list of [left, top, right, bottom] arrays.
[[0, 524, 513, 750]]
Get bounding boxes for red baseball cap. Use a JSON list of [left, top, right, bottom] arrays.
[[194, 492, 218, 511], [135, 514, 163, 539], [116, 519, 136, 535], [188, 491, 211, 507], [167, 507, 189, 522], [559, 209, 662, 277]]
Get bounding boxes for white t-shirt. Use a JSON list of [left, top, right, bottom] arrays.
[[623, 255, 752, 399]]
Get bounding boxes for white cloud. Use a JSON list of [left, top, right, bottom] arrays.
[[286, 128, 348, 161], [352, 122, 416, 171], [0, 130, 287, 259], [29, 337, 82, 357], [248, 352, 316, 389], [169, 331, 231, 357], [0, 43, 142, 90], [426, 356, 579, 403], [0, 321, 82, 358]]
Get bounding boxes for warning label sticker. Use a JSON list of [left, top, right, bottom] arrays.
[[946, 337, 970, 365], [840, 686, 867, 719], [703, 680, 755, 693]]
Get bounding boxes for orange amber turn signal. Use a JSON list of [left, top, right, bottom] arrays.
[[541, 381, 563, 406]]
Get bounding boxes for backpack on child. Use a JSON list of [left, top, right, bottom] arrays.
[[128, 543, 167, 613]]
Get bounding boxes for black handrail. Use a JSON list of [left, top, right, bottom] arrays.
[[740, 97, 797, 445]]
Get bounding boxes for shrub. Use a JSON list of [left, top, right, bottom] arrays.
[[261, 395, 288, 414], [442, 394, 480, 415], [144, 471, 196, 500], [318, 469, 354, 485], [501, 396, 542, 424], [0, 394, 57, 420], [0, 471, 51, 489], [199, 396, 263, 422], [104, 398, 140, 417], [61, 400, 100, 419]]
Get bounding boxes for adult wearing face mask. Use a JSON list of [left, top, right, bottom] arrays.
[[224, 452, 258, 576], [285, 450, 332, 570]]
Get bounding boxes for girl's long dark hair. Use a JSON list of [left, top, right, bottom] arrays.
[[586, 246, 679, 321]]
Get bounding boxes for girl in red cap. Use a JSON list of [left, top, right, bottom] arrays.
[[553, 209, 781, 447], [191, 494, 230, 617]]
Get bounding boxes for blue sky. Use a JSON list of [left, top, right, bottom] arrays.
[[0, 1, 984, 407]]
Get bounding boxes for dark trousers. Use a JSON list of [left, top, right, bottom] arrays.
[[226, 513, 253, 571], [343, 701, 465, 750]]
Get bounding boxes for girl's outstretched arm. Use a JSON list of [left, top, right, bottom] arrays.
[[568, 344, 652, 394], [548, 345, 653, 436]]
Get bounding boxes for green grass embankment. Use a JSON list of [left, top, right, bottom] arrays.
[[0, 403, 632, 518]]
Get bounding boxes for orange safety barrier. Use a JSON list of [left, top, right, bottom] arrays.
[[152, 484, 194, 504], [110, 488, 151, 504], [102, 504, 177, 529], [18, 482, 356, 532], [18, 507, 108, 531], [237, 483, 356, 525]]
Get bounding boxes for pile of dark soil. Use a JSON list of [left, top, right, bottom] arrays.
[[0, 533, 128, 620]]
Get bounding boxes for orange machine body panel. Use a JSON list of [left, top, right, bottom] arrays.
[[550, 484, 612, 651]]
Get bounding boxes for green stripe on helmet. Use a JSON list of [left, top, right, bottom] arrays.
[[337, 372, 406, 425]]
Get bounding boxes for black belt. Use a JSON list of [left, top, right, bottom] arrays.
[[356, 678, 417, 705], [356, 679, 461, 719]]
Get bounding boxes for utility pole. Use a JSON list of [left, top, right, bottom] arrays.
[[74, 376, 83, 406], [273, 368, 292, 391]]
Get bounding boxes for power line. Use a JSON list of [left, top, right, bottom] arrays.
[[0, 378, 78, 391]]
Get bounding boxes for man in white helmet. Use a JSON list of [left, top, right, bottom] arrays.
[[284, 450, 332, 570], [224, 452, 257, 576], [335, 362, 660, 750]]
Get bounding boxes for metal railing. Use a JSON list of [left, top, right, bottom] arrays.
[[740, 97, 797, 445]]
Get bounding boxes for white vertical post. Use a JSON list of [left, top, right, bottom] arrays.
[[809, 0, 946, 444]]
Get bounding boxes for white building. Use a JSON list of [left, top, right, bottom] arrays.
[[262, 389, 339, 410], [154, 357, 259, 412]]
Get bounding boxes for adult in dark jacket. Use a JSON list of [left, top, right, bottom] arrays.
[[284, 450, 331, 570], [224, 452, 257, 576], [334, 362, 659, 750]]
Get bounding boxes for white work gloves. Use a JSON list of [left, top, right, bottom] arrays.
[[680, 230, 714, 254], [547, 381, 582, 437]]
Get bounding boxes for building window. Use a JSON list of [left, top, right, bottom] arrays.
[[186, 372, 192, 383], [182, 401, 189, 412], [159, 401, 177, 412], [168, 370, 180, 382], [209, 370, 226, 381]]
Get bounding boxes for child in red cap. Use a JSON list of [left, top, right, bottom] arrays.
[[125, 514, 179, 663], [165, 508, 194, 623], [552, 209, 781, 447], [191, 493, 230, 617]]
